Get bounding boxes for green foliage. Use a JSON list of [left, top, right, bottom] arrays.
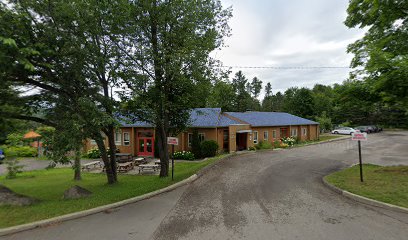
[[191, 130, 202, 159], [345, 0, 408, 117], [5, 158, 24, 179], [85, 148, 102, 159], [5, 132, 25, 146], [273, 140, 281, 148], [200, 140, 219, 158], [281, 137, 296, 147], [2, 145, 37, 157], [172, 151, 195, 160], [315, 111, 333, 132], [255, 140, 272, 150], [248, 146, 256, 151]]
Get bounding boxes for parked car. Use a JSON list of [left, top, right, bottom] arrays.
[[0, 149, 5, 163], [355, 126, 374, 133], [331, 127, 359, 135]]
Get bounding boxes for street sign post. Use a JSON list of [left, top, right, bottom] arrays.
[[351, 132, 367, 182], [167, 137, 179, 181]]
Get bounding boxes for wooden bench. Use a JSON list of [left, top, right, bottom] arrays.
[[117, 162, 134, 173], [138, 164, 160, 173], [81, 161, 102, 171], [116, 153, 133, 163]]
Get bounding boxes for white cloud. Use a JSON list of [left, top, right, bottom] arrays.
[[214, 0, 366, 98]]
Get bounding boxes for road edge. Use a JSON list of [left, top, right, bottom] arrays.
[[0, 174, 198, 237], [322, 177, 408, 214]]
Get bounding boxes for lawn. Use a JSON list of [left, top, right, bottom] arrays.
[[325, 164, 408, 208], [318, 135, 343, 142], [0, 155, 225, 228]]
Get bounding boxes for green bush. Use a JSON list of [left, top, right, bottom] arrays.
[[3, 146, 37, 157], [256, 140, 272, 150], [5, 158, 24, 179], [281, 137, 296, 147], [85, 148, 101, 159], [273, 140, 281, 148], [200, 140, 218, 158], [172, 151, 195, 160], [248, 146, 256, 151]]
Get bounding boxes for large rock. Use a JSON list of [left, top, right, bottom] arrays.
[[0, 185, 37, 206], [63, 185, 92, 199]]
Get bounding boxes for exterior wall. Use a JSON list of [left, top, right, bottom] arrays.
[[84, 124, 320, 155]]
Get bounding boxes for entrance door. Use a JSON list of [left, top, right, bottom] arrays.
[[236, 133, 247, 151], [137, 130, 154, 157]]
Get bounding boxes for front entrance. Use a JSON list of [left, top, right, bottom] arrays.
[[280, 128, 289, 138], [236, 133, 247, 151], [137, 130, 154, 157]]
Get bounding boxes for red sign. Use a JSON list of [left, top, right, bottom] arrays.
[[167, 137, 179, 145], [352, 132, 368, 141]]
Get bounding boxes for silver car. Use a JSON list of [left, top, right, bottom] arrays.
[[331, 127, 359, 135]]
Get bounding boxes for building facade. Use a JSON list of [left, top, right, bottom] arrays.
[[84, 108, 320, 157]]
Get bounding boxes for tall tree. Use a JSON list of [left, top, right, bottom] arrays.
[[207, 80, 236, 112], [0, 0, 125, 184], [231, 71, 252, 111], [345, 0, 408, 112], [250, 77, 263, 99], [264, 82, 272, 97], [119, 0, 231, 177]]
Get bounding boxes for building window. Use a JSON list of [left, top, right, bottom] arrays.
[[291, 128, 297, 137], [272, 130, 276, 138], [123, 132, 130, 146], [188, 133, 193, 147], [199, 133, 205, 142], [302, 128, 307, 136], [115, 130, 122, 145], [253, 131, 258, 144], [264, 131, 268, 141]]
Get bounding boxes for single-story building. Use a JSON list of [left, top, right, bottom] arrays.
[[84, 108, 319, 157]]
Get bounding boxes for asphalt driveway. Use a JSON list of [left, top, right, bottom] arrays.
[[2, 131, 408, 240]]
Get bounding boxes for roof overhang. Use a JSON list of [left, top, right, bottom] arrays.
[[236, 130, 252, 133]]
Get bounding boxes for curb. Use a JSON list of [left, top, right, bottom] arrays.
[[322, 177, 408, 214], [0, 174, 198, 237]]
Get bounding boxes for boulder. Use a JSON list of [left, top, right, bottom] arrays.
[[63, 185, 92, 199], [0, 185, 37, 206]]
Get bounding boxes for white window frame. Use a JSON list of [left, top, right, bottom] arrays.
[[302, 128, 307, 136], [123, 132, 130, 146], [115, 130, 122, 145], [264, 131, 268, 141], [253, 131, 258, 144], [188, 133, 193, 147], [272, 130, 276, 138], [291, 128, 298, 137]]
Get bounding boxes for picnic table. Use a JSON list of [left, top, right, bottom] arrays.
[[154, 160, 161, 165], [117, 162, 134, 173], [134, 157, 147, 166], [115, 153, 133, 163], [138, 164, 160, 173], [81, 161, 102, 171]]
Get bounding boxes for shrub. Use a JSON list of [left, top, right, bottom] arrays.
[[3, 146, 37, 157], [273, 140, 281, 148], [85, 147, 101, 159], [200, 140, 218, 158], [256, 140, 272, 150], [248, 146, 256, 151], [5, 158, 24, 179], [281, 137, 296, 147], [172, 151, 195, 160]]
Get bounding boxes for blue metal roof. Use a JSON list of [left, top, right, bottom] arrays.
[[225, 112, 318, 127], [117, 109, 318, 128]]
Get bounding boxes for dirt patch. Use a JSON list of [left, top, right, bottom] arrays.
[[0, 185, 37, 206]]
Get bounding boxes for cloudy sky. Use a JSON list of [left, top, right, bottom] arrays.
[[213, 0, 365, 96]]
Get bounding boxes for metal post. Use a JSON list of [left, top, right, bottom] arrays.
[[172, 144, 174, 181], [358, 140, 363, 182]]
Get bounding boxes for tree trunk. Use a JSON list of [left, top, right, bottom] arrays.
[[95, 138, 116, 184], [73, 147, 82, 181], [106, 126, 118, 182], [156, 126, 169, 177]]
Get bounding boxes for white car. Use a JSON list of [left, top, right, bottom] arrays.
[[331, 127, 359, 135]]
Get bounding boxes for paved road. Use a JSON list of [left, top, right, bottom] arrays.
[[2, 131, 408, 240]]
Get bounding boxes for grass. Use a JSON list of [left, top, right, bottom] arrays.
[[0, 154, 226, 228], [318, 135, 343, 142], [325, 164, 408, 208]]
